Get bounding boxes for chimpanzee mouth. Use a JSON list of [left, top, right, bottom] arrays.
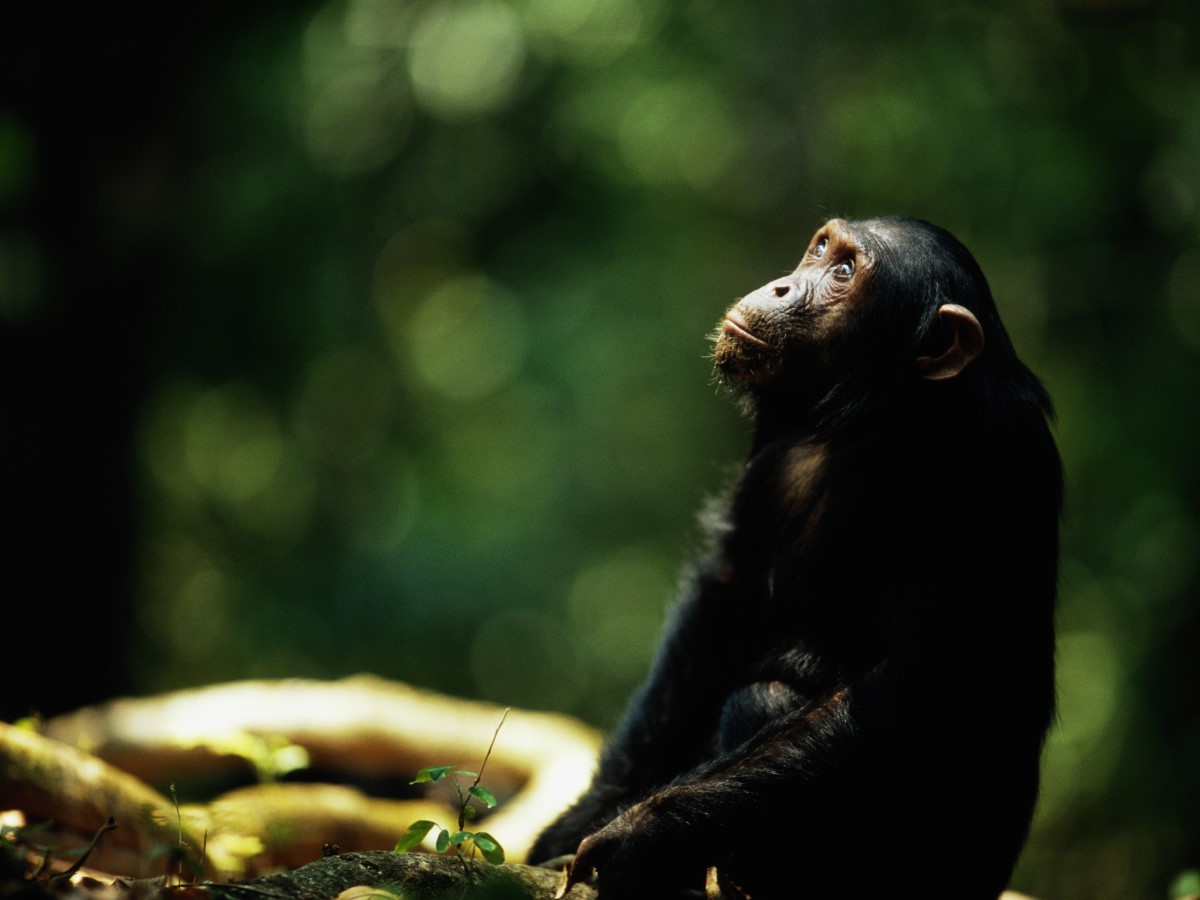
[[722, 312, 768, 347]]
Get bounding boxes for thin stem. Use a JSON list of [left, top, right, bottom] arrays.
[[456, 847, 471, 880], [170, 784, 185, 882], [50, 817, 117, 881], [455, 780, 467, 832], [463, 708, 509, 858], [473, 707, 509, 790]]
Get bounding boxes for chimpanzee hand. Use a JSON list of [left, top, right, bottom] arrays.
[[566, 804, 705, 899]]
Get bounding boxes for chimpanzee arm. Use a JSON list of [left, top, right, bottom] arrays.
[[528, 555, 767, 862], [564, 671, 887, 897], [529, 451, 812, 864]]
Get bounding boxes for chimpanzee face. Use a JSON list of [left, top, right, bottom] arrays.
[[713, 218, 985, 393], [713, 219, 877, 389]]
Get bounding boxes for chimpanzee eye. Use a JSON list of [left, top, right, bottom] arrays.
[[833, 259, 855, 280], [813, 237, 828, 259]]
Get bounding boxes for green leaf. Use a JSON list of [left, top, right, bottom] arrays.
[[394, 820, 438, 853], [468, 786, 497, 808], [473, 832, 505, 864], [456, 771, 478, 779], [435, 829, 450, 853], [448, 831, 474, 846], [411, 766, 454, 785], [463, 804, 478, 821]]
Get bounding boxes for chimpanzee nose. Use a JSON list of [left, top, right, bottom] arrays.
[[771, 281, 802, 303]]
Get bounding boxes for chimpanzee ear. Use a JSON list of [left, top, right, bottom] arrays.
[[916, 304, 985, 381]]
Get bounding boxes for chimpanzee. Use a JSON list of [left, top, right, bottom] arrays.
[[528, 217, 1062, 899]]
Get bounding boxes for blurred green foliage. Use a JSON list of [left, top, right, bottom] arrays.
[[3, 0, 1200, 897]]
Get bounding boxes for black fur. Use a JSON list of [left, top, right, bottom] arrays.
[[530, 217, 1062, 899]]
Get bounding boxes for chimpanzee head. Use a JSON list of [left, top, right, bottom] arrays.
[[713, 216, 1032, 424]]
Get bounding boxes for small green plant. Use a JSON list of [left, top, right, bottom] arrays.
[[171, 732, 310, 784], [394, 710, 508, 874]]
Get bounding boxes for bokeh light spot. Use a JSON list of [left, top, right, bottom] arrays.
[[138, 536, 229, 664], [520, 0, 655, 64], [617, 81, 744, 189], [141, 380, 208, 503], [1056, 630, 1123, 747], [141, 380, 318, 542], [344, 0, 420, 49], [408, 2, 526, 120], [304, 63, 412, 178], [1038, 629, 1127, 817], [372, 220, 472, 332], [567, 548, 673, 681], [184, 385, 284, 505], [405, 275, 528, 401]]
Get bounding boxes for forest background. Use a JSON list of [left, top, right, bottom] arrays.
[[2, 2, 1198, 898]]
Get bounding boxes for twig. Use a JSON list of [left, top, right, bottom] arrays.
[[472, 707, 510, 792], [460, 707, 510, 861], [29, 850, 51, 879], [171, 784, 182, 880], [49, 817, 117, 881]]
